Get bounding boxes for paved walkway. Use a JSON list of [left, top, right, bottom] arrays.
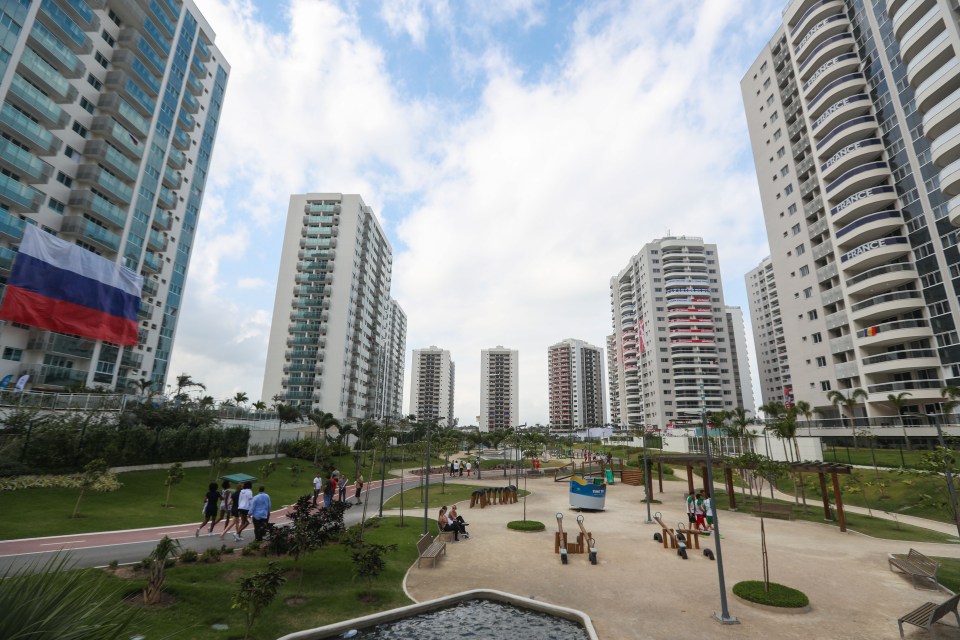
[[403, 475, 960, 640]]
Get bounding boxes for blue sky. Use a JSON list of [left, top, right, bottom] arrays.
[[169, 0, 785, 424]]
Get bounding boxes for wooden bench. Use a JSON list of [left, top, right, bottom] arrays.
[[416, 533, 446, 568], [898, 593, 960, 639], [751, 502, 794, 520], [890, 549, 941, 590]]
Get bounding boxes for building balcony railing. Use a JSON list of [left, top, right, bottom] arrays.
[[0, 137, 52, 184], [37, 0, 92, 55], [68, 189, 127, 229], [26, 330, 95, 358], [0, 173, 43, 212], [28, 22, 85, 78], [60, 215, 121, 253], [8, 73, 69, 128], [19, 48, 78, 103]]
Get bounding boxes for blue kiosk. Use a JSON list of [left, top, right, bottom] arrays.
[[569, 476, 606, 511]]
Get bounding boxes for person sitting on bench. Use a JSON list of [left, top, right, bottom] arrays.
[[438, 506, 467, 540], [449, 505, 470, 536]]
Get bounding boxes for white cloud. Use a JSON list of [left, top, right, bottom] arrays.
[[379, 0, 429, 45], [173, 0, 778, 422]]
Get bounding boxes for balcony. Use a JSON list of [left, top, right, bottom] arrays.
[[0, 174, 43, 212], [83, 139, 141, 182], [162, 165, 182, 189], [90, 117, 144, 160], [28, 22, 84, 78], [849, 289, 925, 322], [186, 72, 203, 95], [142, 251, 162, 274], [799, 32, 855, 78], [77, 165, 134, 204], [120, 350, 143, 369], [922, 84, 960, 140], [142, 277, 158, 297], [68, 189, 127, 229], [97, 92, 150, 136], [157, 185, 177, 209], [18, 48, 78, 103], [817, 114, 877, 160], [8, 74, 69, 128], [172, 127, 190, 150], [950, 194, 960, 227], [914, 57, 960, 114], [898, 5, 944, 64], [167, 147, 185, 170], [820, 136, 883, 181], [196, 37, 212, 61], [146, 228, 167, 252], [802, 52, 861, 99], [830, 185, 897, 225], [0, 138, 52, 183], [891, 0, 935, 40], [0, 208, 26, 241], [27, 330, 95, 358], [931, 121, 960, 170], [835, 209, 903, 248], [861, 348, 940, 375], [60, 215, 121, 253], [177, 108, 195, 132], [37, 0, 92, 54], [825, 161, 889, 201], [28, 364, 89, 389], [844, 261, 916, 297], [866, 379, 943, 398], [795, 14, 851, 61], [905, 29, 951, 89], [855, 318, 933, 347]]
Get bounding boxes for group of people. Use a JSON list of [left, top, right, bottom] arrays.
[[448, 460, 473, 477], [437, 505, 470, 541], [195, 480, 273, 542], [685, 491, 714, 532], [312, 471, 364, 508]]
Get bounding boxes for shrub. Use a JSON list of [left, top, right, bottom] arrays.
[[220, 544, 235, 555], [199, 547, 222, 563], [507, 520, 546, 532], [733, 581, 809, 608], [178, 549, 199, 563], [108, 560, 118, 570]]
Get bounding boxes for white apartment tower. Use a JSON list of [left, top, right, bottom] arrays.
[[608, 237, 740, 429], [0, 0, 228, 391], [262, 193, 405, 422], [409, 346, 454, 427], [480, 345, 517, 432], [724, 306, 757, 416], [548, 338, 606, 429], [605, 333, 622, 427], [372, 298, 406, 419], [746, 257, 788, 407], [742, 0, 960, 420]]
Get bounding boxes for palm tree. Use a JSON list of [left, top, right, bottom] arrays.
[[943, 386, 960, 425], [794, 400, 814, 436], [174, 373, 205, 401], [886, 392, 913, 451], [826, 388, 867, 448], [233, 391, 249, 408], [252, 400, 267, 415], [129, 378, 156, 401], [308, 411, 341, 465]]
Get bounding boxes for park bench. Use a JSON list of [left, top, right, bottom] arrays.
[[751, 502, 794, 520], [416, 533, 446, 569], [898, 593, 960, 639], [889, 549, 941, 590]]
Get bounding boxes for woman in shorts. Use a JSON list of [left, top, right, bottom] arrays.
[[212, 480, 232, 535]]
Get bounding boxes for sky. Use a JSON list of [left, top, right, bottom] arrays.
[[167, 0, 785, 425]]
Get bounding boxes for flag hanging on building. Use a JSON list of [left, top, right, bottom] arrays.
[[0, 225, 143, 345]]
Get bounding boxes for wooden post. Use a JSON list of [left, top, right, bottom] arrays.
[[725, 467, 736, 510], [686, 465, 695, 495], [831, 472, 846, 533], [657, 461, 664, 493], [818, 472, 832, 520]]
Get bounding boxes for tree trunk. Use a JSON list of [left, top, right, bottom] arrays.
[[164, 483, 172, 508], [71, 488, 85, 519]]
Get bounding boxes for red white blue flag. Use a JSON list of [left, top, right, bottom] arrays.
[[0, 225, 142, 345]]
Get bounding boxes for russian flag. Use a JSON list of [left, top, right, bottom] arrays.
[[0, 225, 143, 346]]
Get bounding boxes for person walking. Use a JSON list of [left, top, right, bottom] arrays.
[[234, 481, 254, 540], [694, 492, 708, 532], [354, 474, 364, 504], [210, 480, 232, 535], [703, 493, 714, 532], [249, 486, 272, 542], [685, 492, 696, 528], [196, 482, 220, 537], [465, 461, 472, 477], [322, 474, 335, 508], [219, 483, 242, 541], [312, 473, 322, 506]]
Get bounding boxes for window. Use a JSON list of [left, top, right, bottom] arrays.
[[788, 204, 797, 215], [2, 347, 21, 361], [101, 29, 115, 46], [764, 78, 771, 89], [795, 243, 805, 255], [780, 165, 789, 177], [777, 147, 785, 158], [72, 121, 88, 137], [799, 265, 809, 276], [86, 73, 103, 90], [770, 111, 779, 122], [821, 381, 831, 391], [48, 197, 65, 213], [803, 287, 813, 298], [94, 51, 108, 68], [816, 356, 827, 367], [773, 129, 782, 140], [792, 223, 801, 234], [79, 97, 94, 114], [55, 171, 73, 187], [811, 332, 823, 343], [767, 94, 775, 106], [784, 184, 794, 195], [808, 309, 818, 320]]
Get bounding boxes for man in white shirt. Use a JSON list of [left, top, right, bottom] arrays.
[[312, 474, 322, 506]]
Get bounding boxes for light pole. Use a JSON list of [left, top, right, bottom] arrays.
[[423, 416, 443, 536], [377, 416, 391, 519], [642, 428, 652, 524], [699, 383, 738, 625]]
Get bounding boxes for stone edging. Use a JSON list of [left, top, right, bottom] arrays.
[[733, 594, 811, 614]]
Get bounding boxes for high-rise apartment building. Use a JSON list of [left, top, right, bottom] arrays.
[[0, 0, 228, 391], [480, 345, 517, 432], [262, 193, 405, 422], [604, 333, 621, 427], [746, 257, 788, 407], [547, 338, 606, 429], [372, 298, 406, 419], [607, 237, 741, 429], [724, 306, 757, 415], [409, 346, 454, 426], [742, 0, 960, 420]]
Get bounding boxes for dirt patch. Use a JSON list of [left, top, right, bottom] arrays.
[[285, 596, 307, 606], [358, 593, 379, 604]]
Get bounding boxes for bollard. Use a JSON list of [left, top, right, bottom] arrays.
[[704, 548, 715, 560]]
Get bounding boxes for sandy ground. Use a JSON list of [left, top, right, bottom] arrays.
[[401, 474, 960, 640]]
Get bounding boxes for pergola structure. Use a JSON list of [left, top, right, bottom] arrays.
[[649, 453, 854, 532]]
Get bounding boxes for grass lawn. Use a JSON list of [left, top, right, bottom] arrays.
[[934, 557, 960, 593], [96, 516, 418, 640], [713, 492, 958, 544], [383, 483, 530, 511]]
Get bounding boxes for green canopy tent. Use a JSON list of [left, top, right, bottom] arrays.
[[221, 473, 257, 484]]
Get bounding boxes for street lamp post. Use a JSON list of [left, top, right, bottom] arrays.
[[423, 416, 443, 536], [642, 428, 652, 524], [700, 383, 738, 625], [377, 417, 390, 518]]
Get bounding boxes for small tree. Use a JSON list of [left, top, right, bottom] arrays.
[[349, 541, 398, 588], [71, 458, 109, 519], [208, 451, 231, 481], [232, 562, 286, 640], [143, 536, 181, 604], [732, 452, 788, 592], [259, 460, 277, 481], [163, 462, 184, 508], [289, 462, 302, 487]]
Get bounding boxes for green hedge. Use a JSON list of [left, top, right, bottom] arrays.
[[733, 581, 809, 608]]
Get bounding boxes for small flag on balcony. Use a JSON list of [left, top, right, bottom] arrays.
[[865, 326, 878, 336], [0, 225, 142, 345]]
